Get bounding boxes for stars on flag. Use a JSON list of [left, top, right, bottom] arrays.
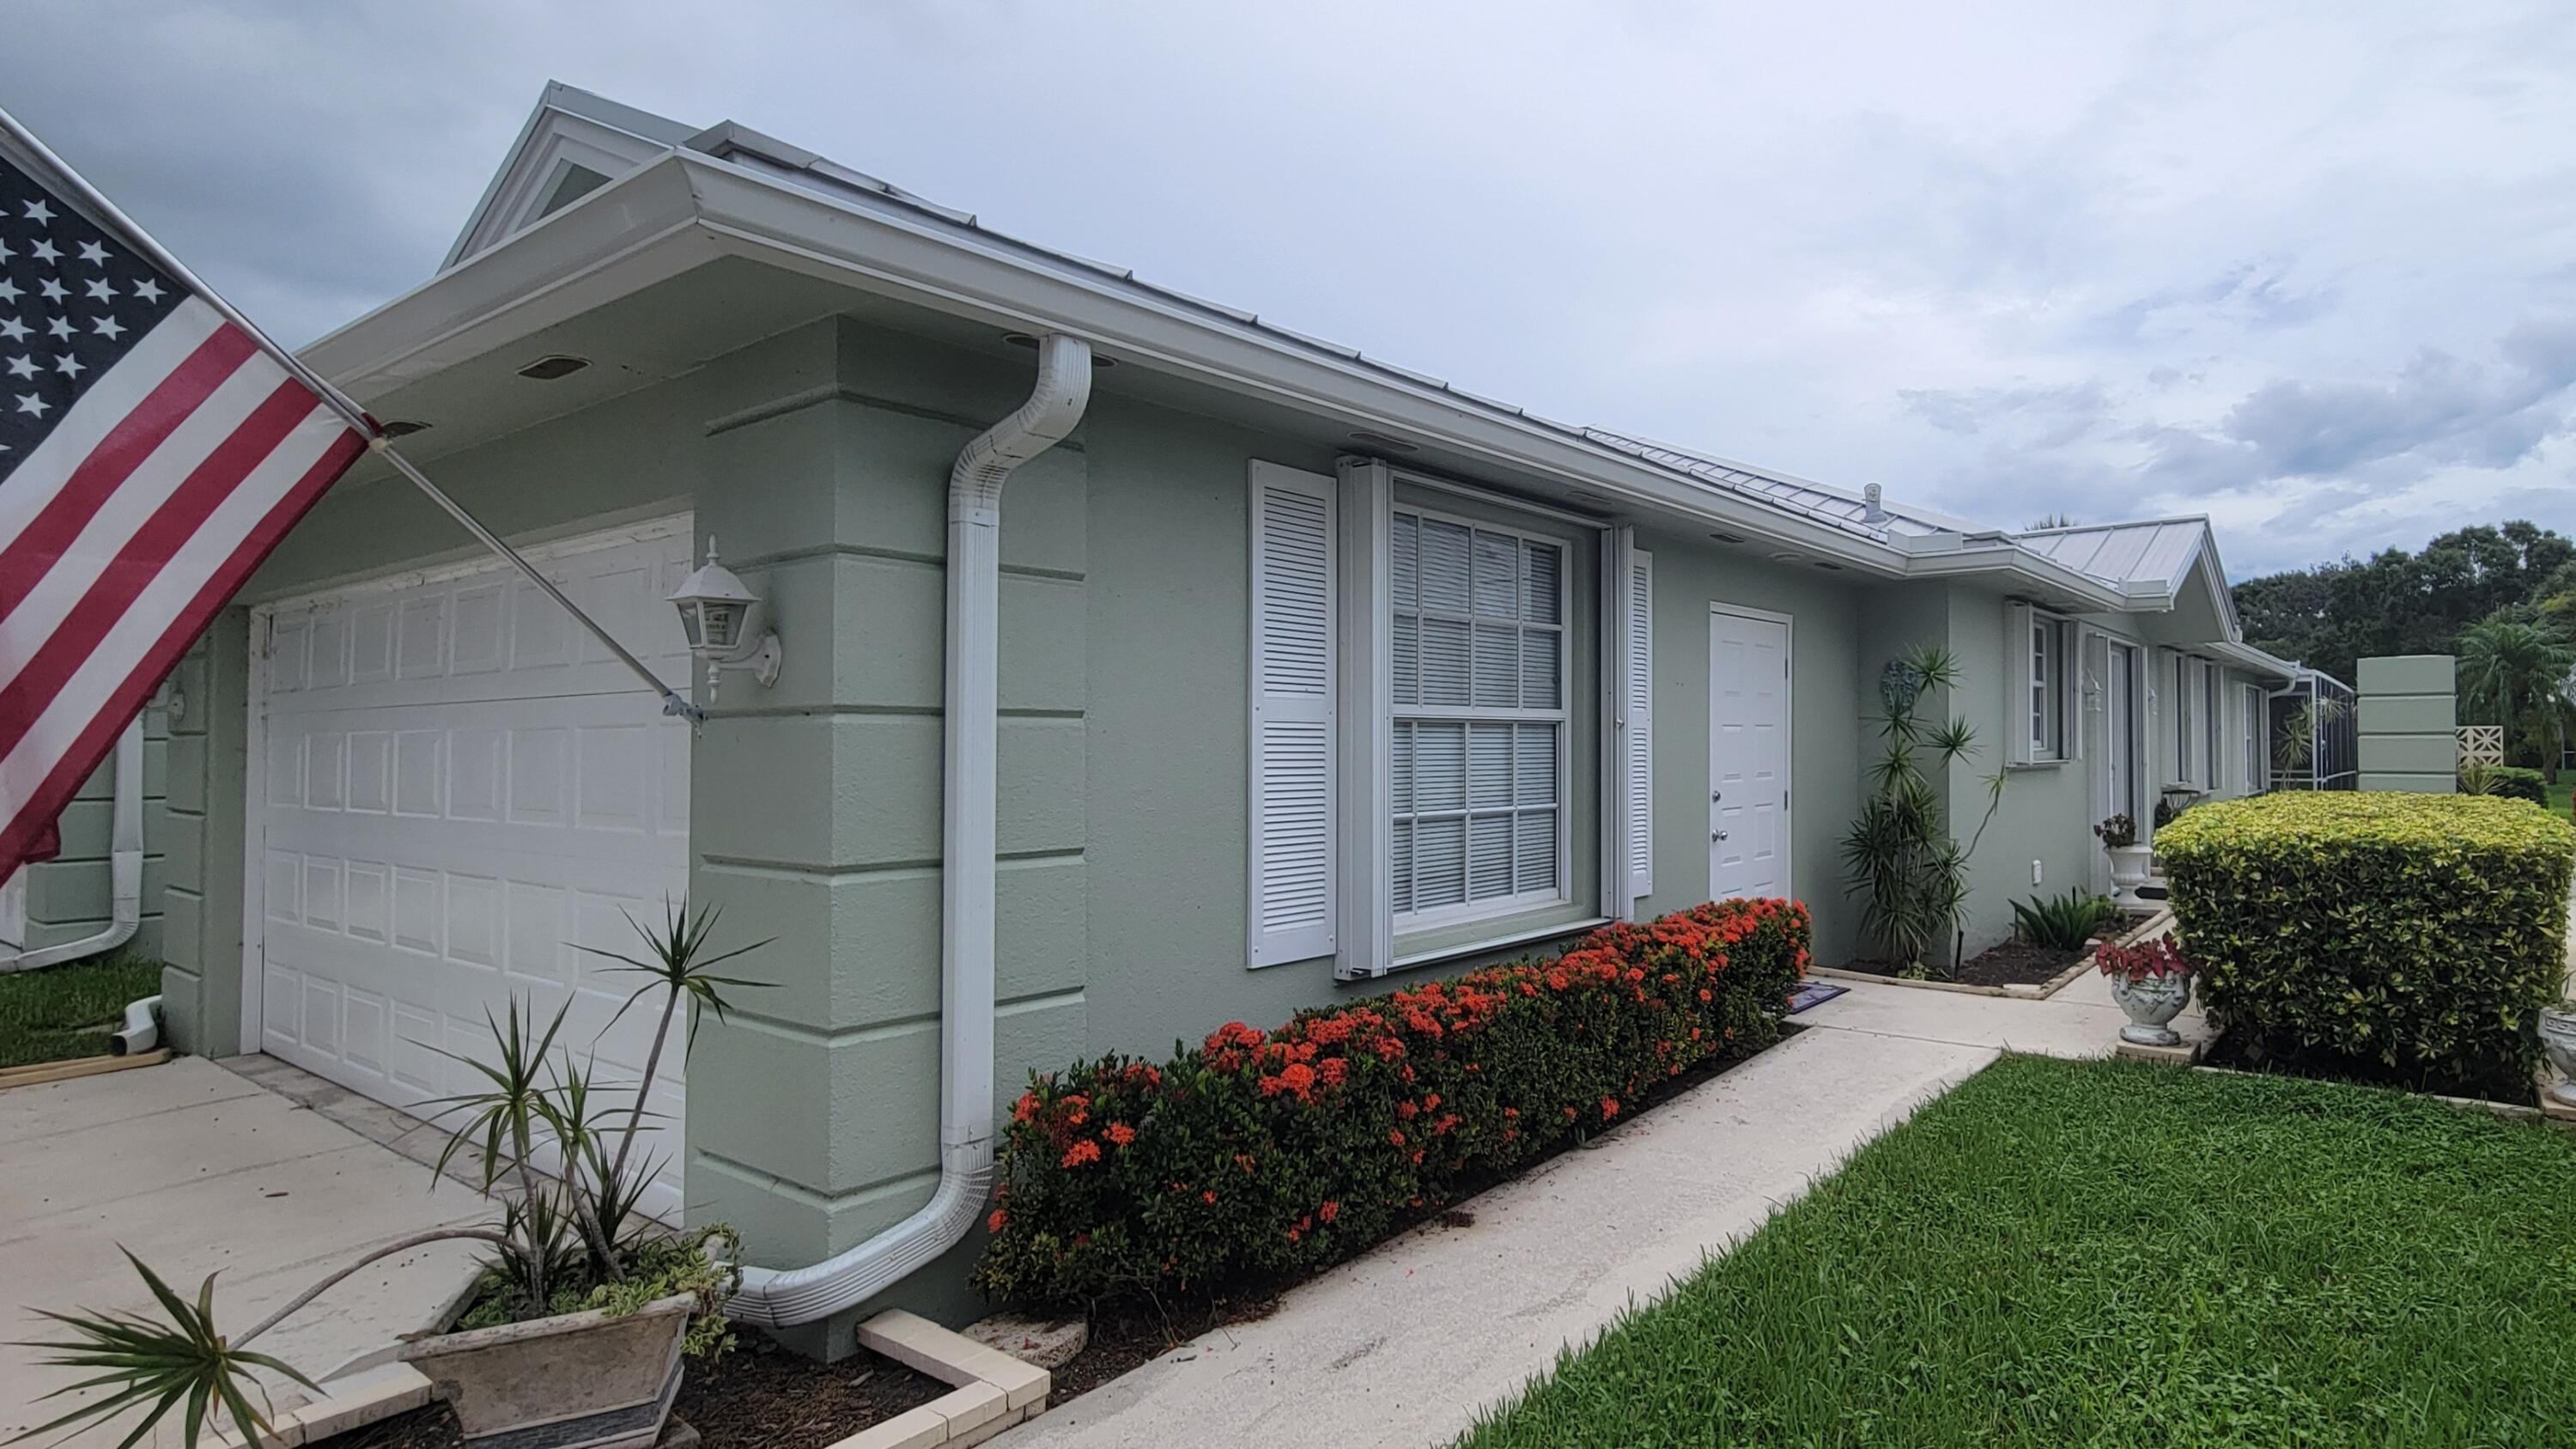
[[0, 154, 187, 469]]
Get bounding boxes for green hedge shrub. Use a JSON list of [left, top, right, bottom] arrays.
[[2472, 764, 2548, 804], [2156, 793, 2576, 1093], [972, 899, 1810, 1307]]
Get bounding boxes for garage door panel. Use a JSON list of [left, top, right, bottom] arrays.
[[255, 522, 691, 1221]]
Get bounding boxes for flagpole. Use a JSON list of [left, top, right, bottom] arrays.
[[0, 105, 705, 727]]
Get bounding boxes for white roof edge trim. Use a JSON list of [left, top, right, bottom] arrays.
[[441, 82, 698, 272], [343, 142, 2211, 620]]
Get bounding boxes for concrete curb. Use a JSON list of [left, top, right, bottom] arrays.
[[833, 1311, 1052, 1449], [0, 1046, 170, 1090], [206, 1363, 437, 1449]]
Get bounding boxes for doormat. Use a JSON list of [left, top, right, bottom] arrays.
[[1787, 981, 1849, 1014]]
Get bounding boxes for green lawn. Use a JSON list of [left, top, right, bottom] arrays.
[[1460, 1056, 2576, 1449], [2549, 775, 2573, 822], [0, 954, 163, 1068]]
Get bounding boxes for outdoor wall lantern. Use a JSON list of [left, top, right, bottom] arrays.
[[667, 537, 781, 703]]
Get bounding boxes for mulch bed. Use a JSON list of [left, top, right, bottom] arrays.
[[1836, 941, 2086, 989], [1039, 1025, 1805, 1404], [2198, 1029, 2539, 1108], [320, 1022, 1809, 1443], [314, 1336, 948, 1449]]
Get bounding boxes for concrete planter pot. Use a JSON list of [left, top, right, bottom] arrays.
[[2105, 844, 2155, 910], [399, 1293, 696, 1449], [2540, 1006, 2576, 1108], [2107, 970, 2192, 1047]]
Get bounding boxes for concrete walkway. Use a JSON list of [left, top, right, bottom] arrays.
[[0, 1056, 486, 1446], [995, 966, 2182, 1449]]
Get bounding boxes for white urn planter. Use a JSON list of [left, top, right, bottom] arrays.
[[2105, 844, 2155, 910], [2540, 1005, 2576, 1108], [400, 1293, 697, 1449], [2107, 969, 2193, 1047]]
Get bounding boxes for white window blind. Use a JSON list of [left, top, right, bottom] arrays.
[[2006, 603, 2068, 765], [1389, 506, 1567, 927], [1247, 462, 1337, 967], [1624, 547, 1654, 901]]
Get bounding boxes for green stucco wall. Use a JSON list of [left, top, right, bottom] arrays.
[[10, 700, 171, 958], [143, 290, 2288, 1350], [1632, 527, 1865, 965]]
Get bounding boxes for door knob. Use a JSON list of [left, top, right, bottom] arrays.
[[1712, 830, 1728, 841]]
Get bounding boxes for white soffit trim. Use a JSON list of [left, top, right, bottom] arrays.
[[325, 137, 2208, 613]]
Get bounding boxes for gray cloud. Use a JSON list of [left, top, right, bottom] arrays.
[[2, 0, 2572, 581]]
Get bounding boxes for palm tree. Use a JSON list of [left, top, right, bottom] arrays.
[[2456, 619, 2576, 775]]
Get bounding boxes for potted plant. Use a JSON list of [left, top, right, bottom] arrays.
[[17, 901, 769, 1449], [2093, 813, 2153, 910], [2541, 1001, 2576, 1108], [2098, 935, 2193, 1046]]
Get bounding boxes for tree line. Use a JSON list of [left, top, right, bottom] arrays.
[[2233, 521, 2576, 771]]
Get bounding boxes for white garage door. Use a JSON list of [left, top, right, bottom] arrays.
[[249, 518, 696, 1219]]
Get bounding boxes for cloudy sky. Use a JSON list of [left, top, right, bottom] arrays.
[[8, 1, 2573, 575]]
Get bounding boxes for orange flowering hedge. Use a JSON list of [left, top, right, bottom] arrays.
[[972, 898, 1810, 1307]]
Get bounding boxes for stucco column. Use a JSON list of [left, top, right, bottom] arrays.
[[683, 320, 1089, 1355]]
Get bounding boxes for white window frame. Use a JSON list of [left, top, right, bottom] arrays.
[[2171, 651, 2197, 785], [2239, 681, 2266, 794], [1388, 501, 1574, 935], [2200, 661, 2222, 790], [2006, 603, 2073, 767]]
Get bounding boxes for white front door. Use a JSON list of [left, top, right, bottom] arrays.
[[248, 520, 696, 1218], [1709, 606, 1790, 902]]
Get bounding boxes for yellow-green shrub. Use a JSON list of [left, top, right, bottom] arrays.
[[2156, 792, 2576, 1092]]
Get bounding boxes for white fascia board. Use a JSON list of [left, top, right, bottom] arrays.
[[2208, 640, 2302, 680], [313, 145, 2222, 609], [671, 155, 1935, 572], [440, 84, 700, 271], [1893, 541, 2134, 612], [306, 158, 716, 396]]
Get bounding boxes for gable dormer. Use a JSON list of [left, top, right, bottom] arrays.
[[440, 82, 697, 272]]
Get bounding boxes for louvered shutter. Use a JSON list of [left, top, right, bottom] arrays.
[[1624, 547, 1654, 901], [1248, 462, 1337, 967], [2003, 602, 2037, 766]]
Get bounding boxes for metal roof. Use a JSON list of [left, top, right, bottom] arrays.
[[440, 84, 2249, 624], [2011, 519, 2212, 591]]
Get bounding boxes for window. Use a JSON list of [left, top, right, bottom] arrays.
[[2172, 653, 2196, 783], [2008, 604, 2070, 766], [2240, 683, 2265, 793], [1389, 508, 1566, 927], [2028, 614, 2066, 761], [2201, 663, 2221, 789]]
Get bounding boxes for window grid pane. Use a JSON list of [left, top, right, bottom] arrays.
[[1388, 507, 1570, 922]]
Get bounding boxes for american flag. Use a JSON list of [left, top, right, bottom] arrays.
[[0, 144, 368, 878]]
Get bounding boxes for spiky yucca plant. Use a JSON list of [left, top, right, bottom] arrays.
[[11, 898, 766, 1448]]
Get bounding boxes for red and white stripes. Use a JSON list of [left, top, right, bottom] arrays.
[[0, 297, 365, 874]]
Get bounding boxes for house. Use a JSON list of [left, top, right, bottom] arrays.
[[93, 83, 2320, 1351]]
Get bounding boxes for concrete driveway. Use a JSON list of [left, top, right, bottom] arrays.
[[1, 1056, 486, 1446]]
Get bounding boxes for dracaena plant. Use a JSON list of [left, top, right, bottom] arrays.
[[1839, 643, 2011, 977], [11, 898, 767, 1449]]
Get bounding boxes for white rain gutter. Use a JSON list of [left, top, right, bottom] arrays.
[[729, 333, 1093, 1327], [0, 720, 143, 974]]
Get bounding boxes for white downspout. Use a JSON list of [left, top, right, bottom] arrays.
[[729, 334, 1093, 1327], [0, 720, 144, 973]]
